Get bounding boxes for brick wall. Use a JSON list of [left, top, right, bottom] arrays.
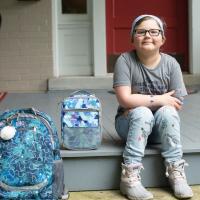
[[0, 0, 53, 92]]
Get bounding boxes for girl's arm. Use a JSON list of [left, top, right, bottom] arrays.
[[114, 86, 183, 111]]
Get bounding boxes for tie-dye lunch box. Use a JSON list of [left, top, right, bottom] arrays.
[[61, 90, 102, 150]]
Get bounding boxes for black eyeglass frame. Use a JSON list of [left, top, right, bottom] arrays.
[[134, 29, 162, 37]]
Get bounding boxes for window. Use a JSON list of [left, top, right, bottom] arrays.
[[62, 0, 87, 14]]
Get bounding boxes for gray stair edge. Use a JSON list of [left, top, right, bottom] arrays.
[[63, 153, 200, 191], [60, 143, 200, 158]]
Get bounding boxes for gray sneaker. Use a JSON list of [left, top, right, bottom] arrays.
[[120, 163, 153, 200], [166, 159, 193, 199]]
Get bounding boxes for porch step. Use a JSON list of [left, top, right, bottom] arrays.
[[1, 90, 200, 191], [48, 74, 200, 90], [48, 75, 113, 90], [61, 142, 200, 191]]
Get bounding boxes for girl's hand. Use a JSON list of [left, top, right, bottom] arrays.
[[159, 90, 183, 110]]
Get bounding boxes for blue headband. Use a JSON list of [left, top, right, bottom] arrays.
[[130, 14, 164, 38]]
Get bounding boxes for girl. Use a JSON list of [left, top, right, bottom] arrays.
[[113, 14, 193, 200]]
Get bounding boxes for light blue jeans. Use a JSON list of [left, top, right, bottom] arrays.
[[115, 106, 183, 164]]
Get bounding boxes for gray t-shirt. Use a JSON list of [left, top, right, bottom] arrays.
[[113, 50, 187, 115]]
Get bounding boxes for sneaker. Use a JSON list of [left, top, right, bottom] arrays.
[[120, 163, 153, 200], [166, 159, 193, 199]]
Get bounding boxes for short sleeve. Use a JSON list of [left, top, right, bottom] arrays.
[[169, 58, 187, 99], [113, 54, 131, 88]]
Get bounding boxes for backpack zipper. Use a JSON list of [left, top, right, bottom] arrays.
[[63, 108, 99, 112]]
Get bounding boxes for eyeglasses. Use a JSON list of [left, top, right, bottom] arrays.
[[134, 29, 162, 37]]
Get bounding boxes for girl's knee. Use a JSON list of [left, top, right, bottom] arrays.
[[157, 106, 180, 121], [128, 106, 154, 122], [128, 107, 154, 140]]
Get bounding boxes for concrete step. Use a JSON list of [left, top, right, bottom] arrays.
[[61, 141, 200, 191], [48, 74, 200, 90]]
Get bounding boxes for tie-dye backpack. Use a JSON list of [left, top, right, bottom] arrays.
[[0, 108, 68, 200], [61, 90, 102, 150]]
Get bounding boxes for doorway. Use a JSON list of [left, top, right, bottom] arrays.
[[57, 0, 93, 76]]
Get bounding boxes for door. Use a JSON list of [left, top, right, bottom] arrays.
[[106, 0, 189, 72], [57, 0, 93, 76]]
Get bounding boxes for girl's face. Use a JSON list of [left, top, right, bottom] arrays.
[[133, 19, 165, 54]]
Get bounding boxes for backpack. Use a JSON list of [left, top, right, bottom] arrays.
[[0, 108, 68, 200], [61, 90, 102, 150]]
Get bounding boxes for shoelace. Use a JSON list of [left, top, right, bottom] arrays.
[[124, 165, 144, 182], [166, 162, 188, 180]]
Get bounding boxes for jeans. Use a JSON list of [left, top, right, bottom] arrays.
[[115, 106, 183, 164]]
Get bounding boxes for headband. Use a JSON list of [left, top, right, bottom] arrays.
[[130, 14, 164, 38]]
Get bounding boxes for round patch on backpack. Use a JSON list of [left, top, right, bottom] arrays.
[[0, 126, 16, 140]]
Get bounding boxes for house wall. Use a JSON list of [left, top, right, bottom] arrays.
[[0, 0, 199, 92], [0, 0, 53, 92]]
